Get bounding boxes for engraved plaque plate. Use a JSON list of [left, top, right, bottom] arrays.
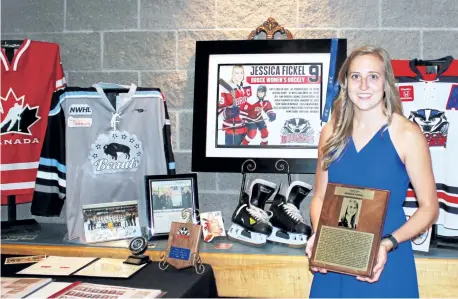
[[309, 183, 390, 277]]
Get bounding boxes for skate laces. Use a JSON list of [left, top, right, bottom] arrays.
[[247, 205, 273, 223], [282, 203, 304, 223]]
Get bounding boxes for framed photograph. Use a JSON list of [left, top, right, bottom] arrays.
[[81, 201, 142, 243], [191, 39, 347, 173], [145, 173, 199, 239]]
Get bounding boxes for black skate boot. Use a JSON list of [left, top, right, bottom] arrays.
[[267, 181, 313, 248], [227, 179, 278, 247]]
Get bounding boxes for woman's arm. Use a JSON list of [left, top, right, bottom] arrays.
[[384, 120, 439, 250], [309, 122, 333, 232]]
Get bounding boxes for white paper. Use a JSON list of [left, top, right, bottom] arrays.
[[73, 258, 147, 278], [25, 282, 72, 298], [17, 256, 97, 276]]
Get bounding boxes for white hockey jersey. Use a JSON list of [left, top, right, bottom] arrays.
[[392, 57, 458, 237]]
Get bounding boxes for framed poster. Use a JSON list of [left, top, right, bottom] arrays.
[[191, 39, 347, 173], [145, 173, 199, 239]]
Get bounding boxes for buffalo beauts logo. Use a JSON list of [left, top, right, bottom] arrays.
[[408, 108, 449, 147], [0, 88, 41, 145], [280, 118, 315, 144], [89, 130, 143, 174]]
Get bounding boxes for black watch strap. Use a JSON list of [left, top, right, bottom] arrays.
[[383, 234, 399, 251]]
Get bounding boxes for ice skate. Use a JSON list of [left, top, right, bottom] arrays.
[[267, 181, 313, 248], [227, 179, 278, 247]]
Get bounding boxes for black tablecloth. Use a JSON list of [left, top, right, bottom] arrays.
[[1, 255, 218, 298]]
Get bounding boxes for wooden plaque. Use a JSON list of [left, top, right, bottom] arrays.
[[309, 183, 390, 277], [164, 222, 202, 270]]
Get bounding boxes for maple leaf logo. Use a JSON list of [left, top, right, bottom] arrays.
[[0, 88, 40, 136]]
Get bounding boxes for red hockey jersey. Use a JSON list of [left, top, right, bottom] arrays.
[[1, 39, 66, 205], [239, 98, 274, 123], [218, 84, 252, 135]]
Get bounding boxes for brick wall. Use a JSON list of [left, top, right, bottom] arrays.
[[2, 0, 457, 227]]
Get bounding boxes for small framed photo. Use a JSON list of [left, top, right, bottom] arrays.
[[81, 200, 142, 243], [145, 173, 199, 239]]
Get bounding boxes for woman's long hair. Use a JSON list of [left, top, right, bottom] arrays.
[[321, 46, 403, 170]]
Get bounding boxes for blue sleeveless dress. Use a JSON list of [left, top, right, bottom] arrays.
[[309, 125, 419, 298]]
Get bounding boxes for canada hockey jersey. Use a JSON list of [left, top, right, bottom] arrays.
[[1, 39, 66, 205], [31, 83, 175, 241], [392, 56, 458, 237]]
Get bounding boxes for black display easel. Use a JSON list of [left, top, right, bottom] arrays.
[[1, 39, 41, 234], [239, 159, 293, 205], [1, 195, 41, 234]]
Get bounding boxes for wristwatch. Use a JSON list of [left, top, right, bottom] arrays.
[[382, 234, 399, 251]]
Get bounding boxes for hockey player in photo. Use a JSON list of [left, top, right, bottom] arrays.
[[240, 85, 276, 145], [218, 65, 252, 145]]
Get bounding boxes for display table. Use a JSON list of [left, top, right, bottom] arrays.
[[1, 254, 217, 298], [1, 223, 458, 298]]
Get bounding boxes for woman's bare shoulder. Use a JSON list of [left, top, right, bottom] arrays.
[[391, 113, 423, 140], [390, 113, 426, 161]]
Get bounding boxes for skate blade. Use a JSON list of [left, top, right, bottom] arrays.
[[227, 224, 268, 247], [267, 227, 308, 248]]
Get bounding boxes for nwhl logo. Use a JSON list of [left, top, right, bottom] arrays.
[[0, 88, 40, 136], [88, 130, 143, 174], [69, 104, 92, 115], [280, 118, 315, 144], [176, 227, 191, 239]]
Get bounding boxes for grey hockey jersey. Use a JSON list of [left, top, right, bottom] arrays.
[[31, 83, 175, 241]]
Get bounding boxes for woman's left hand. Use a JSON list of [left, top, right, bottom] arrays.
[[356, 243, 389, 283]]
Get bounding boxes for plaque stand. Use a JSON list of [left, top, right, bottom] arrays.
[[158, 250, 205, 275], [158, 217, 205, 274]]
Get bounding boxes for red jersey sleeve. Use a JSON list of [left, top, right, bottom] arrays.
[[263, 100, 273, 114], [53, 45, 66, 91]]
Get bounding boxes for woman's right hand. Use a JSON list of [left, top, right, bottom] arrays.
[[305, 233, 327, 274]]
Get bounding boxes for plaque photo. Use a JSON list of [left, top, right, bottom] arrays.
[[309, 183, 390, 277], [191, 39, 347, 173], [145, 173, 199, 240]]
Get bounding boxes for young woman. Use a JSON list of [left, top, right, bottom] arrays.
[[338, 199, 359, 229], [305, 46, 439, 298]]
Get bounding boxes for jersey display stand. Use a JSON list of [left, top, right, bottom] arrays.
[[1, 40, 41, 235]]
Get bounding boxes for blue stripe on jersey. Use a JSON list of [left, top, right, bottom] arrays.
[[133, 90, 162, 97], [49, 91, 100, 116], [40, 158, 67, 173], [49, 90, 162, 116]]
